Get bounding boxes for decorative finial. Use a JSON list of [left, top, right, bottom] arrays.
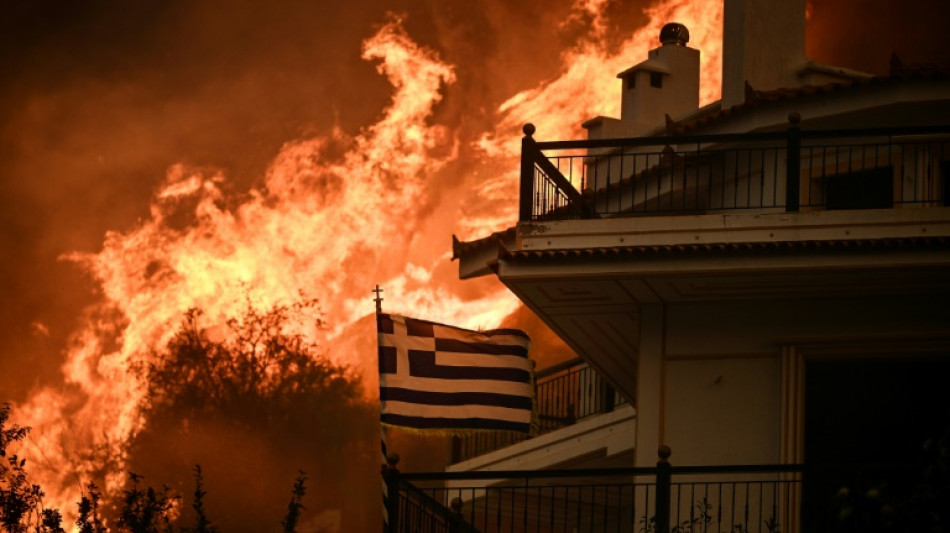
[[660, 23, 689, 46], [386, 452, 400, 468], [372, 285, 384, 314], [788, 112, 801, 126], [522, 123, 536, 137], [658, 445, 672, 461]]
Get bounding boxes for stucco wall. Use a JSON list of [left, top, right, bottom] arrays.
[[641, 295, 947, 467], [664, 356, 781, 465]]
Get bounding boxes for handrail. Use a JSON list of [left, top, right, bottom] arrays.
[[519, 120, 950, 221], [451, 359, 626, 463], [532, 124, 950, 151], [390, 454, 808, 533], [534, 357, 585, 378], [402, 463, 804, 482]]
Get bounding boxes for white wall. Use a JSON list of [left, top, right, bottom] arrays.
[[665, 356, 781, 465], [637, 294, 948, 467]]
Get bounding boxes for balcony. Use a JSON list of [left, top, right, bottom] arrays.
[[452, 358, 628, 464], [387, 450, 805, 533], [387, 451, 946, 532], [519, 121, 950, 222]]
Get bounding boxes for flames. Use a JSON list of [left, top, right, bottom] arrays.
[[467, 0, 722, 233], [10, 0, 724, 526], [479, 0, 722, 153]]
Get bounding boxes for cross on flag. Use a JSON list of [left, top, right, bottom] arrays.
[[377, 313, 534, 433]]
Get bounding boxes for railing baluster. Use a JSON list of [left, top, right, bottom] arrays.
[[786, 113, 801, 211], [656, 447, 672, 533], [520, 124, 944, 220], [747, 147, 753, 208]]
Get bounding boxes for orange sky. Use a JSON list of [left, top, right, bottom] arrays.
[[2, 0, 949, 523]]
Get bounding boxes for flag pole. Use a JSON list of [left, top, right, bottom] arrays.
[[374, 285, 396, 532], [373, 284, 384, 315], [374, 284, 387, 468]]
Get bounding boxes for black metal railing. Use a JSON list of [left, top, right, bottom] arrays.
[[385, 471, 478, 533], [519, 120, 950, 221], [452, 359, 628, 463], [386, 449, 804, 533]]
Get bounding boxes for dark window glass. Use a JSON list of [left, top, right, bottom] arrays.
[[824, 166, 893, 210], [650, 72, 663, 88], [626, 75, 636, 90]]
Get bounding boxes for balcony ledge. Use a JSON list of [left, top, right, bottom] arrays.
[[447, 404, 636, 476], [517, 207, 950, 252]]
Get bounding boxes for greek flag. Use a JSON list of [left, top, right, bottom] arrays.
[[377, 313, 533, 433]]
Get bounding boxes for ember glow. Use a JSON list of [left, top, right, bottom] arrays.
[[3, 0, 718, 527]]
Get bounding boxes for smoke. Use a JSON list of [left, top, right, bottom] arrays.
[[0, 0, 711, 528], [3, 0, 629, 526], [807, 0, 950, 75], [0, 0, 612, 398], [6, 0, 946, 529]]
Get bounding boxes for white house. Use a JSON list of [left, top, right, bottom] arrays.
[[394, 0, 950, 531]]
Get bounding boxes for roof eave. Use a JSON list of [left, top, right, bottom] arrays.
[[453, 228, 516, 280]]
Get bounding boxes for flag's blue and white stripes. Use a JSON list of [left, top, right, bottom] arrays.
[[377, 313, 533, 433]]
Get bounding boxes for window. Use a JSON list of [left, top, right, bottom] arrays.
[[824, 166, 893, 210], [650, 72, 663, 88], [626, 75, 636, 90]]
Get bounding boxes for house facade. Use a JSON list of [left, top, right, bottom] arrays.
[[393, 0, 950, 530]]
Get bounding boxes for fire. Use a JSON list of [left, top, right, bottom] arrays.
[[15, 14, 517, 519], [10, 0, 724, 526], [465, 0, 723, 235], [478, 0, 722, 154]]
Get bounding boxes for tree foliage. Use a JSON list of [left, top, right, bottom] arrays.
[[279, 472, 306, 533], [187, 466, 216, 533], [2, 298, 377, 531], [142, 299, 362, 428], [115, 473, 176, 533], [0, 404, 62, 533], [76, 483, 106, 533], [129, 299, 376, 530]]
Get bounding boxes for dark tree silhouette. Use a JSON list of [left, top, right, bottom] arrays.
[[141, 299, 364, 427], [115, 473, 176, 533], [76, 483, 106, 533], [0, 404, 62, 533], [280, 472, 306, 533], [188, 466, 216, 533], [2, 296, 379, 532], [127, 299, 377, 531], [38, 508, 65, 533]]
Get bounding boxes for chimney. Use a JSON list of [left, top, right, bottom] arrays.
[[614, 23, 700, 135], [721, 0, 806, 108]]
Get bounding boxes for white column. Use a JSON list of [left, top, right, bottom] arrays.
[[634, 303, 665, 466]]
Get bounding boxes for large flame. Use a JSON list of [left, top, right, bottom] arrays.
[[12, 0, 724, 525], [17, 14, 518, 516], [465, 0, 722, 235]]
